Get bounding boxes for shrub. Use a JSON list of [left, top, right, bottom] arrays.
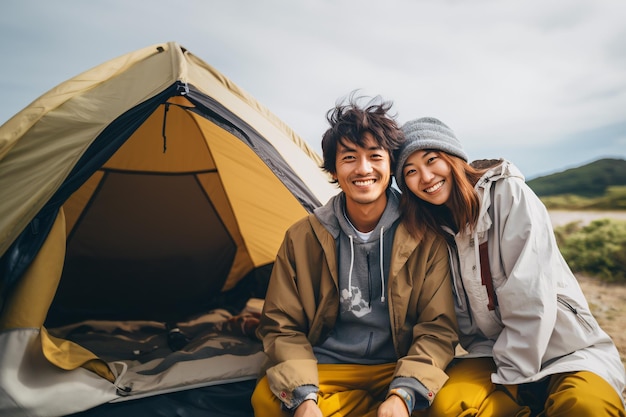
[[555, 219, 626, 283]]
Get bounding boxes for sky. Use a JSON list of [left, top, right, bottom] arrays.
[[1, 0, 625, 179]]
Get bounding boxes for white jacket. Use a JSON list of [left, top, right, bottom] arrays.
[[448, 159, 625, 398]]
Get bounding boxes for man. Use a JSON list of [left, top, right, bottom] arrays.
[[251, 94, 458, 417]]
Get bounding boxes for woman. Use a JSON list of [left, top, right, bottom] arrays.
[[394, 117, 625, 416]]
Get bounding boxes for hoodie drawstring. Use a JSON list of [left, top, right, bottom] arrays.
[[379, 227, 385, 303], [345, 223, 386, 304], [348, 235, 354, 298]]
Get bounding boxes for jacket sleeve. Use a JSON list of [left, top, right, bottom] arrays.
[[256, 221, 320, 408], [392, 229, 459, 404], [489, 177, 559, 382]]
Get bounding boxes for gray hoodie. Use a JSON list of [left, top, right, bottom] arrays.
[[312, 188, 401, 364]]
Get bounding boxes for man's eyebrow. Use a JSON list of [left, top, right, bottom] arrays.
[[337, 142, 357, 153], [337, 141, 383, 153]]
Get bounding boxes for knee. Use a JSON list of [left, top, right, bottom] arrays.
[[546, 390, 626, 417], [545, 372, 625, 417]]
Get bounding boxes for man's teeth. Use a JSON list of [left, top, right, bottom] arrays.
[[425, 181, 443, 193], [354, 179, 375, 186]]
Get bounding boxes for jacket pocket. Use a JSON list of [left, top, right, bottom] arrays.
[[556, 295, 594, 333]]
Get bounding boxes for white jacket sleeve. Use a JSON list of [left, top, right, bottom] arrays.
[[489, 177, 561, 383]]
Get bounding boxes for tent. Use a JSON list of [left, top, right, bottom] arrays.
[[0, 41, 338, 417]]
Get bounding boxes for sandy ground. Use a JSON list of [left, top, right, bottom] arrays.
[[576, 274, 626, 400], [576, 274, 626, 364]]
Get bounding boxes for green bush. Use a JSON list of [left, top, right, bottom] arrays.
[[555, 219, 626, 283]]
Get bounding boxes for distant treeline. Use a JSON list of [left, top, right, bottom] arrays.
[[527, 158, 626, 210]]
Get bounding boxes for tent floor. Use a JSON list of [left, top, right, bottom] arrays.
[[65, 379, 256, 417]]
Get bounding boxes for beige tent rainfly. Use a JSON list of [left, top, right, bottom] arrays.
[[0, 42, 338, 417]]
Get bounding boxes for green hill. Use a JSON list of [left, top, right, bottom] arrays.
[[527, 158, 626, 198]]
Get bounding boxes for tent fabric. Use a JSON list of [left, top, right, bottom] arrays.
[[0, 41, 338, 417], [0, 329, 119, 417]]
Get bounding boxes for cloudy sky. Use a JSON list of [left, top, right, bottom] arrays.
[[1, 0, 625, 179]]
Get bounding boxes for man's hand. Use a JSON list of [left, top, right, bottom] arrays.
[[377, 394, 410, 417], [294, 399, 323, 417]]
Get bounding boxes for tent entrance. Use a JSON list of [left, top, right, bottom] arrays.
[[48, 170, 237, 325]]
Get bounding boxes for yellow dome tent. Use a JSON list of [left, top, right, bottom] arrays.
[[0, 42, 338, 417]]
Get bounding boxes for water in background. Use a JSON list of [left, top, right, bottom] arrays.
[[548, 210, 626, 228]]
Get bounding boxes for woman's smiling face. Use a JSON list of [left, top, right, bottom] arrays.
[[402, 150, 453, 206]]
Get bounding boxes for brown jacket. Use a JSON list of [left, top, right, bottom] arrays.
[[257, 213, 459, 405]]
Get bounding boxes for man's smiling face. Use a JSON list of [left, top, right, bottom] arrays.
[[333, 131, 391, 211]]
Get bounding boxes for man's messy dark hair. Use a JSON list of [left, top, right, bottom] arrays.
[[321, 91, 404, 183]]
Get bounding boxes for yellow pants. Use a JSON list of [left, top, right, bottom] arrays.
[[427, 357, 626, 417], [252, 363, 400, 417]]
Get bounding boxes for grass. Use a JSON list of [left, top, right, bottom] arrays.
[[541, 186, 626, 210]]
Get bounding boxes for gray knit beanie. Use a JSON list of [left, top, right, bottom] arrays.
[[395, 117, 467, 190]]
